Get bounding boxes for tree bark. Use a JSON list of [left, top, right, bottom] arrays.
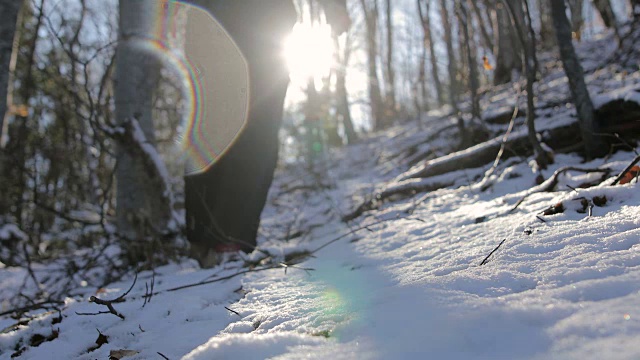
[[493, 1, 521, 85], [551, 0, 605, 159], [383, 0, 396, 122], [0, 0, 23, 148], [469, 0, 494, 53], [334, 34, 357, 144], [115, 0, 170, 240], [417, 0, 444, 107], [538, 0, 556, 48], [568, 0, 585, 40], [0, 0, 23, 217], [439, 0, 459, 112], [359, 0, 385, 129], [458, 1, 481, 121], [504, 0, 550, 168]]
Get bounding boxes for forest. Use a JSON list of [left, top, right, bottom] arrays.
[[0, 0, 640, 358]]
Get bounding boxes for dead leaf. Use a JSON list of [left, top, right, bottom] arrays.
[[482, 56, 493, 71], [619, 166, 640, 185], [543, 202, 565, 216]]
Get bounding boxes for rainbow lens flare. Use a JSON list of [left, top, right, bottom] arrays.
[[141, 1, 250, 175]]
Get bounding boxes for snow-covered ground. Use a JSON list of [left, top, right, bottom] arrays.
[[2, 27, 640, 360], [4, 149, 640, 360]]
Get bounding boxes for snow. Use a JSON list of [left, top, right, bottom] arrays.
[[2, 22, 640, 360], [3, 149, 640, 359]]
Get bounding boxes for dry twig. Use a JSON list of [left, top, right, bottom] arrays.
[[76, 274, 138, 320]]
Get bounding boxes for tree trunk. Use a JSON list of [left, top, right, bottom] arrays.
[[383, 0, 396, 122], [439, 0, 459, 112], [494, 1, 521, 85], [469, 0, 494, 53], [538, 0, 556, 48], [115, 0, 169, 240], [359, 0, 385, 130], [4, 0, 43, 226], [505, 0, 550, 168], [0, 0, 23, 217], [417, 0, 444, 107], [458, 1, 481, 121], [568, 0, 585, 41], [551, 0, 605, 159], [0, 0, 23, 148], [593, 0, 617, 28], [334, 34, 357, 144]]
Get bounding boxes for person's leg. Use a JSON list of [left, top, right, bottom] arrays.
[[185, 0, 295, 267]]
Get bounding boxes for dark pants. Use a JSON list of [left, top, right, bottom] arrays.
[[184, 0, 295, 261]]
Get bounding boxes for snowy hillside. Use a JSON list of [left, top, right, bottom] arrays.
[[2, 27, 640, 360]]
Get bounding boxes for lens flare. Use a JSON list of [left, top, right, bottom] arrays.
[[134, 1, 250, 175]]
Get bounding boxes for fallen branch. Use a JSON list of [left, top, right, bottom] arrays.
[[0, 300, 65, 318], [510, 166, 611, 212], [397, 121, 583, 182]]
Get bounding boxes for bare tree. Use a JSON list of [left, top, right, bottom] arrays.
[[359, 0, 385, 129], [0, 0, 24, 148], [333, 32, 357, 144], [551, 0, 605, 159], [458, 1, 481, 121], [0, 0, 24, 218], [469, 0, 494, 53], [538, 0, 555, 48], [383, 0, 396, 120], [439, 0, 459, 112], [503, 0, 551, 169], [494, 1, 522, 85], [417, 0, 444, 107], [568, 0, 585, 41]]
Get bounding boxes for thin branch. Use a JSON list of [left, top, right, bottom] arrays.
[[77, 273, 138, 320], [480, 238, 507, 265]]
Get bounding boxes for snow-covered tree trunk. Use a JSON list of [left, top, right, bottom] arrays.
[[551, 0, 605, 160], [115, 0, 170, 241], [0, 0, 23, 147]]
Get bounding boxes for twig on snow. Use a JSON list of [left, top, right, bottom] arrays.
[[76, 273, 137, 320], [480, 239, 507, 266], [224, 307, 241, 316]]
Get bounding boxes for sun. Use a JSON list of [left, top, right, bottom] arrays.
[[283, 20, 335, 88]]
